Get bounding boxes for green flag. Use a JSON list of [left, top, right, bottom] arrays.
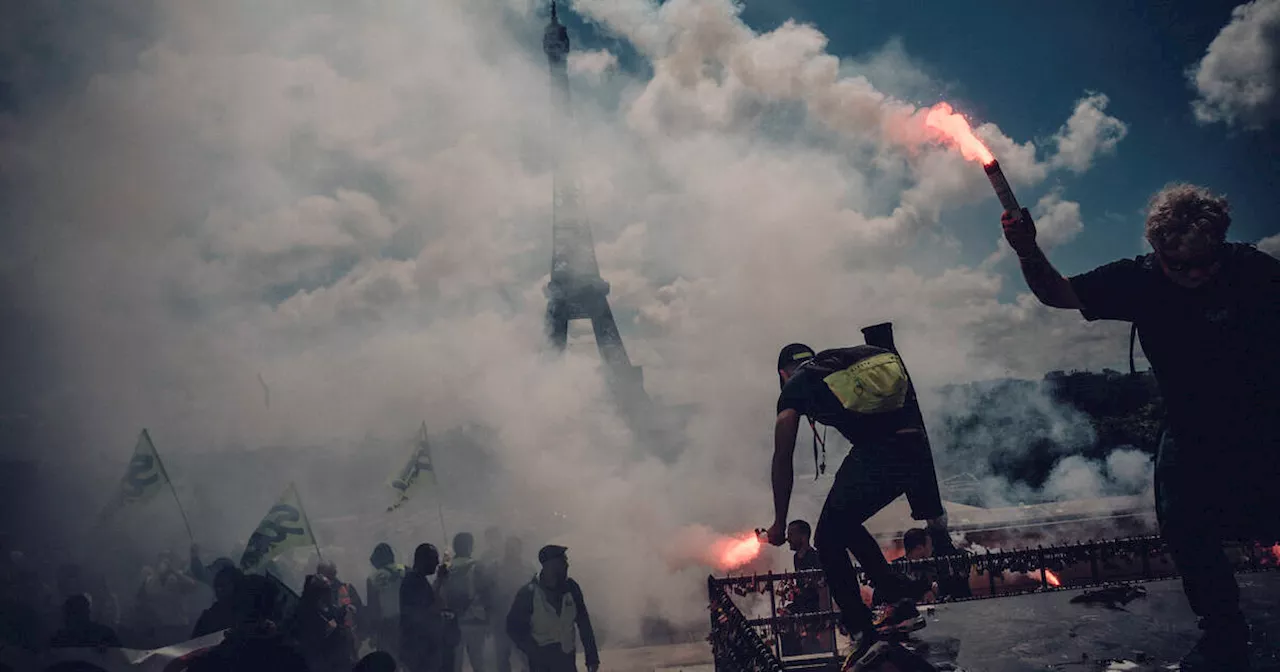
[[100, 430, 170, 522], [239, 483, 318, 574], [387, 422, 437, 511]]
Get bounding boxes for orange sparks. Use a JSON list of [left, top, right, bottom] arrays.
[[1045, 569, 1062, 587], [714, 531, 763, 572], [925, 102, 995, 165]]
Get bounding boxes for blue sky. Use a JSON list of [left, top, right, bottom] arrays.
[[564, 0, 1280, 285]]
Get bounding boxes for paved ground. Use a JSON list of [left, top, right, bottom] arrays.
[[900, 571, 1280, 671], [646, 571, 1280, 672]]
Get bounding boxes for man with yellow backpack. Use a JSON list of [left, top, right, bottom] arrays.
[[763, 325, 955, 666]]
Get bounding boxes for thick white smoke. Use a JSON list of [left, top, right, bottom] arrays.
[[2, 0, 1142, 640]]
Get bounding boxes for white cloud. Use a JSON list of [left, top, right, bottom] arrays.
[[1031, 190, 1085, 249], [983, 189, 1084, 267], [1188, 0, 1280, 128], [568, 49, 618, 79], [1049, 92, 1129, 173]]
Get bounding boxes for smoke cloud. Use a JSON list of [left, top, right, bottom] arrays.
[[568, 49, 619, 79], [983, 189, 1084, 268], [1, 0, 1138, 640]]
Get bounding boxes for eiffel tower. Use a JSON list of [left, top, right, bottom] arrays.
[[541, 1, 652, 418]]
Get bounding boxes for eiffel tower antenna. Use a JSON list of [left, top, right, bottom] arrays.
[[540, 0, 652, 420]]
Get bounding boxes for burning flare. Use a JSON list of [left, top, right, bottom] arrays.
[[924, 101, 1022, 215], [924, 102, 995, 165], [665, 525, 764, 572], [1045, 569, 1062, 587], [714, 531, 763, 571]]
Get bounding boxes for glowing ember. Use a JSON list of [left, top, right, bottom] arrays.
[[714, 531, 763, 571], [925, 102, 995, 165], [1045, 569, 1062, 587]]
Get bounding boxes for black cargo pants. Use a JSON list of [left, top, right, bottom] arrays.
[[813, 431, 946, 633]]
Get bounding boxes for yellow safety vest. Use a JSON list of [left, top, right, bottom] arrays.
[[530, 580, 577, 654], [370, 564, 406, 618]]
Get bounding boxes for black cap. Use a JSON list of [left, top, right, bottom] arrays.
[[778, 343, 814, 389], [538, 544, 568, 564], [777, 343, 815, 370]]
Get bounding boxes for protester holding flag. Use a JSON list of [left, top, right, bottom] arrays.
[[186, 574, 308, 672], [189, 545, 237, 589], [191, 565, 241, 639]]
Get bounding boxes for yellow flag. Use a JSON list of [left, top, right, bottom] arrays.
[[112, 429, 169, 507], [387, 422, 437, 511], [239, 483, 317, 574]]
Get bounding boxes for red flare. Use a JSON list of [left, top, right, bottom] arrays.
[[714, 531, 763, 572], [925, 102, 995, 165]]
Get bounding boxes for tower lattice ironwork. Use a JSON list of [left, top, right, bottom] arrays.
[[541, 1, 652, 416]]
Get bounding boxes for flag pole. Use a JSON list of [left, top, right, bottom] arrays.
[[292, 483, 325, 563], [146, 429, 195, 544], [436, 499, 449, 546], [419, 421, 449, 545]]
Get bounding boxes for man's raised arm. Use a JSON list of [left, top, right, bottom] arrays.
[[1002, 208, 1083, 310]]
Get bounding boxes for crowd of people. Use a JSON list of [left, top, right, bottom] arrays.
[[0, 528, 600, 672]]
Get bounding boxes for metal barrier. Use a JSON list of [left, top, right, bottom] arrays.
[[708, 574, 788, 671], [706, 536, 1280, 671]]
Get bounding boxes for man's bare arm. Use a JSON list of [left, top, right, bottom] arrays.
[[771, 409, 801, 526], [1002, 209, 1083, 310], [1017, 246, 1083, 310]]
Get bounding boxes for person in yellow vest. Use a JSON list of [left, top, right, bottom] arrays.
[[439, 532, 493, 672], [366, 543, 406, 658], [505, 545, 599, 672]]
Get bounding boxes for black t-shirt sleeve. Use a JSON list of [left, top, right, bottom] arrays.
[[1068, 257, 1147, 322], [776, 374, 810, 416]]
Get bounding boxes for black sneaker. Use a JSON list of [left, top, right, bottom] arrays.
[[1179, 618, 1249, 671], [872, 598, 926, 637], [839, 629, 880, 672]]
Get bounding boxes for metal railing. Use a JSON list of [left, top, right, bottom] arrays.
[[706, 536, 1280, 671]]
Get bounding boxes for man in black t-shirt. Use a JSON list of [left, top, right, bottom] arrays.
[[780, 520, 827, 656], [764, 343, 950, 660], [1002, 183, 1280, 670]]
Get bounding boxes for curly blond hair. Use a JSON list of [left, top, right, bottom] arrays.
[[1145, 183, 1231, 254]]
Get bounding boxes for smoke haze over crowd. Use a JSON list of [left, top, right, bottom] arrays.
[[4, 0, 1260, 642]]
